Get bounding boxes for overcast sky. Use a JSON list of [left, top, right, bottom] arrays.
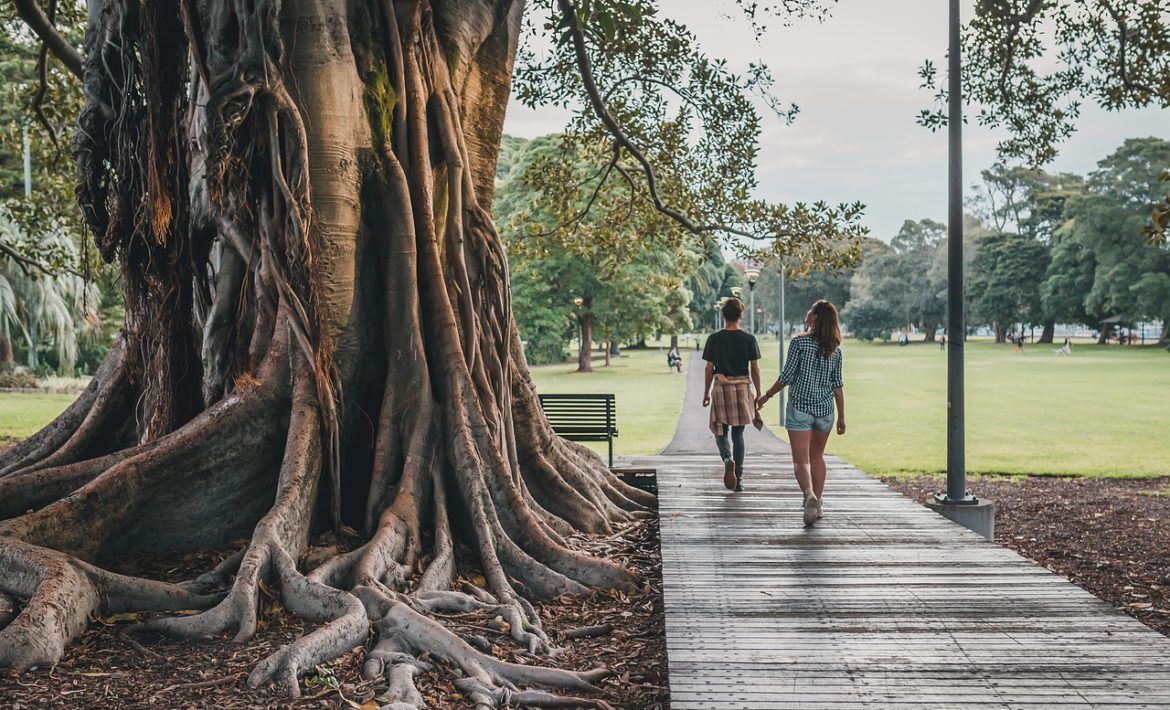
[[501, 0, 1170, 240]]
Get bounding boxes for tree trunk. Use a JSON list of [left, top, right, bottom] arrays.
[[669, 334, 678, 350], [0, 335, 13, 372], [994, 321, 1005, 343], [604, 334, 612, 367], [922, 321, 936, 342], [577, 310, 593, 373], [0, 0, 651, 702], [1160, 318, 1169, 345], [1038, 319, 1055, 344]]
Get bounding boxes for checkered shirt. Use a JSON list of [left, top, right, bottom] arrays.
[[778, 335, 843, 419], [709, 375, 765, 435]]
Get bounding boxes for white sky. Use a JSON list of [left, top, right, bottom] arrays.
[[501, 0, 1170, 240]]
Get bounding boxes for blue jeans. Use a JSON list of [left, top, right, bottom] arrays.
[[714, 425, 746, 476]]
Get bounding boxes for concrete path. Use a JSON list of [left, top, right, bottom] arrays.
[[639, 353, 1170, 708]]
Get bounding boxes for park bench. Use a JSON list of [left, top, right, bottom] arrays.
[[537, 393, 618, 467]]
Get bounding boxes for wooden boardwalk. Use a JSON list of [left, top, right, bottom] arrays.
[[630, 451, 1170, 708]]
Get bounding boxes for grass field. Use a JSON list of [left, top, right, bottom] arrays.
[[3, 339, 1167, 479], [529, 349, 686, 458], [0, 393, 76, 441], [755, 338, 1170, 478]]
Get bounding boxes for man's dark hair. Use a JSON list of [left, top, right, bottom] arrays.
[[722, 298, 745, 323]]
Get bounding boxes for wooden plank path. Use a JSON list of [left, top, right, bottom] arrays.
[[627, 354, 1170, 708]]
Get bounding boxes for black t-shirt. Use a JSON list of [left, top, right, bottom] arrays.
[[702, 329, 761, 376]]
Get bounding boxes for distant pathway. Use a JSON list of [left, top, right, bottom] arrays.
[[659, 352, 788, 456], [638, 356, 1170, 708]]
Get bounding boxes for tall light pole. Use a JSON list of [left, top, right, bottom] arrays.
[[745, 268, 760, 332], [22, 123, 32, 199], [777, 261, 786, 427], [929, 0, 992, 541]]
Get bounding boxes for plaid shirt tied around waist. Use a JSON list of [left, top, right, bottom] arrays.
[[709, 374, 765, 435]]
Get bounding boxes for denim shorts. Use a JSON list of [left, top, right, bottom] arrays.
[[785, 400, 834, 433]]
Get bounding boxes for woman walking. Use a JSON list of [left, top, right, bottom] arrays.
[[757, 300, 846, 526], [702, 298, 763, 492]]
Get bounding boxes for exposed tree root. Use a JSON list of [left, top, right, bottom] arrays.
[[0, 538, 218, 672]]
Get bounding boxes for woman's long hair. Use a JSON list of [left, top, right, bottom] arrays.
[[810, 300, 842, 358]]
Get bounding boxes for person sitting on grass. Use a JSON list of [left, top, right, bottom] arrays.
[[757, 299, 847, 526], [667, 345, 683, 372], [701, 298, 764, 492]]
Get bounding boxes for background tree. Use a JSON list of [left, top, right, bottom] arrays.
[[843, 220, 947, 342], [0, 0, 862, 703], [922, 1, 1170, 242], [494, 133, 707, 371], [1059, 137, 1170, 343], [968, 230, 1048, 341]]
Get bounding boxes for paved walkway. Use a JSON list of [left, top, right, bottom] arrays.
[[633, 353, 1170, 708]]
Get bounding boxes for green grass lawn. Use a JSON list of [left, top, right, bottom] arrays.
[[4, 340, 1166, 479], [756, 338, 1170, 478], [529, 348, 686, 457], [0, 393, 75, 441]]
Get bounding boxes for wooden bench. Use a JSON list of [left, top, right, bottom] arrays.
[[537, 393, 618, 467]]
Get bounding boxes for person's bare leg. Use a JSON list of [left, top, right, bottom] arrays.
[[788, 430, 813, 495], [809, 430, 831, 499]]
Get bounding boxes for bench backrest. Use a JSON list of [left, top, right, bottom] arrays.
[[537, 393, 617, 440]]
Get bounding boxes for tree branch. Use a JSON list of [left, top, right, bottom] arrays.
[[557, 0, 716, 237], [13, 0, 83, 78]]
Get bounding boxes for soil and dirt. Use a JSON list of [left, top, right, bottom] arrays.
[[0, 519, 668, 710], [887, 474, 1170, 638]]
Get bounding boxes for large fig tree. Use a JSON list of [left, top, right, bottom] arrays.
[[1, 0, 861, 703]]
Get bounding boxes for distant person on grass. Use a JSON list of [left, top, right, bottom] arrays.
[[757, 300, 846, 526], [702, 298, 763, 492]]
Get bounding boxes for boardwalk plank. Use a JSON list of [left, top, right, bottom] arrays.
[[639, 453, 1170, 707]]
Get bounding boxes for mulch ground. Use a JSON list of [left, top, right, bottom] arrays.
[[0, 519, 668, 710], [886, 474, 1170, 638]]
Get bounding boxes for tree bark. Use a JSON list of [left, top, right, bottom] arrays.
[[1039, 319, 1055, 344], [922, 321, 936, 342], [0, 0, 648, 702], [577, 310, 594, 373], [669, 334, 678, 350]]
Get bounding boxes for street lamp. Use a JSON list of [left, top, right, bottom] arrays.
[[713, 302, 723, 330], [928, 0, 993, 542], [776, 261, 786, 427], [745, 268, 760, 332], [730, 286, 743, 299], [573, 297, 584, 356]]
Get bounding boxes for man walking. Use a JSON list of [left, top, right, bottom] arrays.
[[702, 298, 763, 491]]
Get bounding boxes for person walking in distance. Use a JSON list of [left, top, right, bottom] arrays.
[[702, 298, 764, 492], [757, 300, 846, 526]]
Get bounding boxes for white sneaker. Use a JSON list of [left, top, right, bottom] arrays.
[[802, 492, 818, 526]]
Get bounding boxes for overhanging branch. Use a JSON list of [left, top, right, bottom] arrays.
[[13, 0, 84, 78]]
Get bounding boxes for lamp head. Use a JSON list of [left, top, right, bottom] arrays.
[[745, 268, 760, 285]]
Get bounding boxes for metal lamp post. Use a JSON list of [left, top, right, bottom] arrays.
[[745, 268, 760, 332], [573, 296, 584, 355], [927, 0, 993, 540], [777, 261, 787, 427]]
